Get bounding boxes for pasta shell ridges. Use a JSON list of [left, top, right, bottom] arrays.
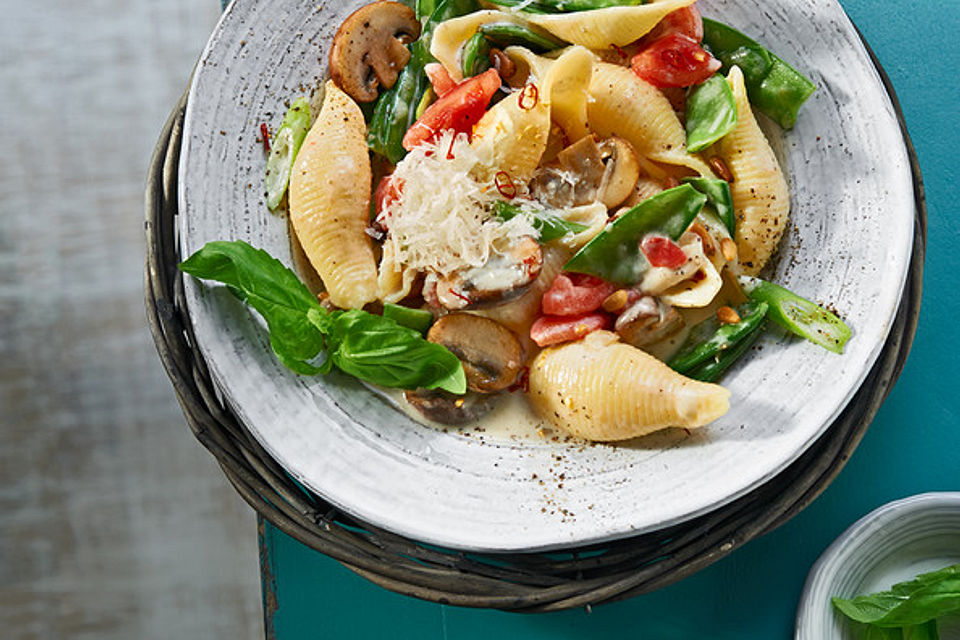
[[289, 81, 377, 309], [529, 331, 730, 441]]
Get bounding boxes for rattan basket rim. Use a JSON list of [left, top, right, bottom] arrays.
[[144, 31, 926, 612]]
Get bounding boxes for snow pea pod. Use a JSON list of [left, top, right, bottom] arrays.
[[368, 0, 479, 163], [681, 176, 735, 236], [668, 301, 768, 376], [494, 201, 588, 242], [686, 317, 766, 382], [564, 184, 707, 284], [701, 18, 816, 129], [739, 276, 851, 354], [461, 32, 492, 77], [685, 74, 737, 152], [488, 0, 645, 13], [478, 22, 568, 53], [264, 97, 311, 210]]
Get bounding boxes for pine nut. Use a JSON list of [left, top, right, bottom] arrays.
[[721, 238, 738, 262], [717, 306, 741, 324], [602, 289, 629, 313], [709, 156, 734, 183]]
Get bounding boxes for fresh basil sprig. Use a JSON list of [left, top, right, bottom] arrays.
[[832, 565, 960, 639], [179, 240, 466, 394]]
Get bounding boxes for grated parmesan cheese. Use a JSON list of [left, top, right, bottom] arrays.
[[381, 131, 537, 276]]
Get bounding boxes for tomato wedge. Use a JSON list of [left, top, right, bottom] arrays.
[[374, 175, 403, 219], [424, 63, 456, 98], [541, 273, 617, 317], [641, 234, 687, 269], [642, 5, 704, 44], [530, 312, 611, 348], [402, 68, 501, 151], [631, 33, 721, 88]]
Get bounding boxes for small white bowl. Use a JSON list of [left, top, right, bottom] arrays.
[[796, 492, 960, 639]]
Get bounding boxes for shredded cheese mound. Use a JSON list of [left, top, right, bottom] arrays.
[[382, 131, 537, 276]]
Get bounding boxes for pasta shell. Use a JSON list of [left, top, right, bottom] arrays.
[[525, 0, 697, 49], [716, 66, 790, 275], [529, 331, 730, 441], [588, 63, 715, 178], [430, 10, 526, 81], [289, 80, 377, 309], [659, 235, 724, 308], [377, 239, 418, 304], [472, 46, 590, 183]]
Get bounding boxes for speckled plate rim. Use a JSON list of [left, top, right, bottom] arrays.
[[176, 0, 916, 552], [795, 493, 960, 639]]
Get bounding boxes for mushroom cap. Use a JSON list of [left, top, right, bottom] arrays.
[[329, 1, 422, 104], [427, 314, 524, 393]]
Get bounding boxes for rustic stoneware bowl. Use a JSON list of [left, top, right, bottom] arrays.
[[796, 493, 960, 639], [178, 0, 915, 551]]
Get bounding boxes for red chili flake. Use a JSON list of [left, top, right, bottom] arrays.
[[448, 288, 472, 305], [612, 44, 628, 60], [260, 123, 271, 152], [690, 269, 707, 282], [518, 84, 539, 111], [446, 135, 456, 160], [495, 171, 517, 199]]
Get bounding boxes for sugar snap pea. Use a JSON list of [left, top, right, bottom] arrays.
[[461, 32, 492, 77], [739, 276, 851, 354], [563, 184, 707, 284], [488, 0, 645, 13], [264, 97, 311, 210], [701, 19, 816, 129], [685, 318, 766, 383], [383, 303, 435, 334], [681, 177, 735, 236], [478, 22, 568, 53], [685, 73, 738, 152], [668, 301, 768, 375], [368, 0, 479, 163]]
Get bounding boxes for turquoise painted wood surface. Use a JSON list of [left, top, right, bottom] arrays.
[[259, 0, 959, 637]]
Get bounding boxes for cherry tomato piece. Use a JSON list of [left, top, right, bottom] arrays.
[[641, 234, 687, 269], [541, 273, 617, 317], [631, 33, 721, 89], [424, 63, 456, 98], [530, 312, 611, 348], [402, 69, 501, 151], [374, 175, 403, 219]]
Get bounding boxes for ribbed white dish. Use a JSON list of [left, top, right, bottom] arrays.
[[178, 0, 915, 551], [796, 493, 960, 639]]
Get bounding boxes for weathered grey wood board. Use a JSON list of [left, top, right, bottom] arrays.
[[1, 2, 262, 638]]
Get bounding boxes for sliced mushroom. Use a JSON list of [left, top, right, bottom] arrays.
[[329, 2, 422, 104], [404, 389, 497, 425], [615, 296, 685, 348], [436, 236, 543, 310], [427, 313, 524, 393], [597, 137, 641, 209], [530, 136, 604, 208]]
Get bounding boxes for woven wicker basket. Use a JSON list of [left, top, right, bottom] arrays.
[[145, 37, 925, 612]]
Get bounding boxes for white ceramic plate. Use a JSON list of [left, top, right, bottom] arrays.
[[796, 493, 960, 639], [178, 0, 915, 551]]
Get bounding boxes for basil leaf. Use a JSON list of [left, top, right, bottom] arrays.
[[312, 309, 467, 394], [179, 240, 326, 375], [563, 184, 707, 284], [494, 201, 589, 242], [685, 74, 738, 152], [832, 565, 960, 628]]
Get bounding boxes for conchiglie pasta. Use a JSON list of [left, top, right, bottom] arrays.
[[715, 66, 790, 275], [529, 331, 730, 441], [525, 0, 697, 49], [588, 63, 715, 178], [289, 81, 377, 309], [377, 240, 418, 304], [430, 10, 526, 80], [539, 46, 594, 143], [472, 47, 591, 183]]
